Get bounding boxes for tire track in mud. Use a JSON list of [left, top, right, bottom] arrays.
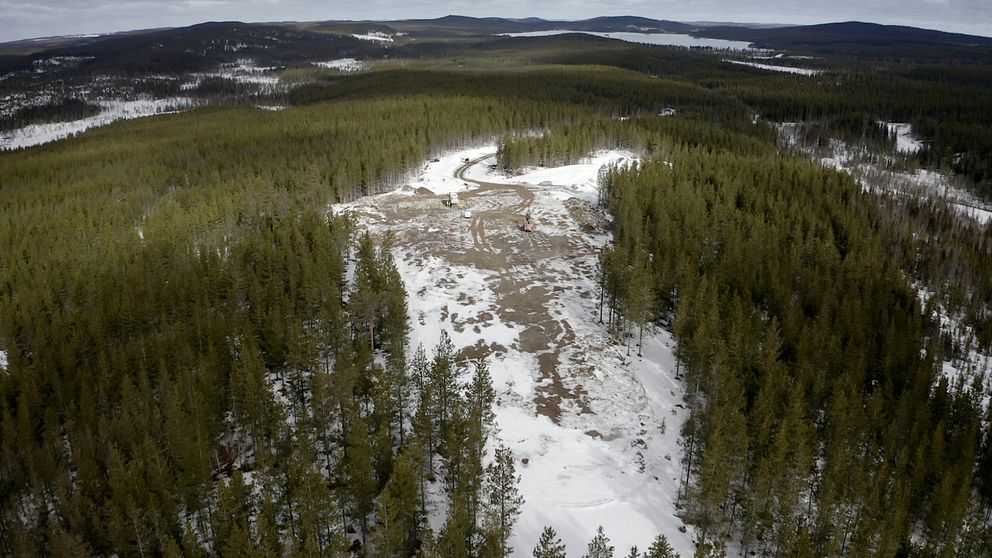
[[455, 155, 535, 254], [454, 155, 588, 423]]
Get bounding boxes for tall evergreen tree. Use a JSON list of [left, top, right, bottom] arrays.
[[583, 527, 614, 558], [533, 526, 567, 558], [483, 446, 524, 558]]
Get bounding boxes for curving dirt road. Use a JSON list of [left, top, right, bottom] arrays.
[[455, 155, 535, 255]]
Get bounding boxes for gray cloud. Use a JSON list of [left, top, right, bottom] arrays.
[[1, 0, 989, 43]]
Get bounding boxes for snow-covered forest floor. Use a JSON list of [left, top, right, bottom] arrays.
[[334, 146, 696, 555], [779, 124, 992, 410], [778, 122, 992, 224], [0, 97, 201, 150]]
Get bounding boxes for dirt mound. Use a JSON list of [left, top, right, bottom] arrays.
[[564, 197, 609, 233]]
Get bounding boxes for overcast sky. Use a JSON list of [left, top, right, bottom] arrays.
[[1, 0, 989, 43]]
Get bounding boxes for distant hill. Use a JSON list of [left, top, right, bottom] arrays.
[[695, 21, 992, 60], [384, 15, 543, 36], [381, 15, 694, 36], [4, 16, 991, 74], [0, 21, 382, 74], [561, 16, 695, 33]]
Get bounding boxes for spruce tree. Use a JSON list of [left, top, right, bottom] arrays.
[[484, 446, 524, 558], [645, 535, 679, 558], [342, 406, 377, 546], [533, 526, 566, 558], [583, 526, 614, 558]]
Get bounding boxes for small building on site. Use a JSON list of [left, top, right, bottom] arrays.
[[449, 192, 460, 207]]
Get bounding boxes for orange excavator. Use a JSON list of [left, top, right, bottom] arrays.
[[522, 212, 535, 232]]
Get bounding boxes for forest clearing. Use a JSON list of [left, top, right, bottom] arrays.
[[335, 146, 694, 554]]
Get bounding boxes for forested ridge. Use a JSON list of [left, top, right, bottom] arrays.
[[1, 36, 992, 557]]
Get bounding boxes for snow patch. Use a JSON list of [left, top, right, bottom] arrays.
[[0, 97, 201, 150], [353, 31, 394, 42], [313, 58, 366, 72], [881, 122, 923, 154], [778, 122, 992, 225], [723, 59, 822, 76], [916, 286, 992, 410], [206, 59, 282, 86], [0, 350, 6, 371]]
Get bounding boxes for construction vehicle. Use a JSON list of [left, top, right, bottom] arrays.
[[522, 212, 535, 232]]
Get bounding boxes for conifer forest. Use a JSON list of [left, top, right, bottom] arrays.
[[1, 14, 991, 558]]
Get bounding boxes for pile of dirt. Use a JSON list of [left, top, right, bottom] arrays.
[[564, 197, 609, 233]]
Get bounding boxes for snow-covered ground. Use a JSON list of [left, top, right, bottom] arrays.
[[0, 350, 6, 371], [353, 31, 394, 42], [779, 122, 992, 225], [501, 30, 757, 50], [210, 59, 281, 85], [313, 58, 367, 72], [723, 59, 821, 76], [881, 122, 923, 154], [0, 97, 200, 150], [180, 59, 285, 91], [916, 286, 992, 411], [782, 123, 991, 408], [335, 146, 695, 555]]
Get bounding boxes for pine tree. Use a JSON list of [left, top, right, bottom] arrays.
[[374, 447, 421, 556], [350, 231, 382, 352], [342, 406, 377, 546], [583, 526, 614, 558], [221, 523, 256, 557], [627, 248, 656, 357], [645, 534, 679, 558], [430, 331, 458, 451], [483, 446, 524, 558], [466, 358, 496, 534], [533, 526, 567, 558]]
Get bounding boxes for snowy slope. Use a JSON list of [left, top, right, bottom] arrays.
[[336, 147, 695, 556]]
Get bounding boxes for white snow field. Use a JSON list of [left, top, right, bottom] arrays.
[[353, 32, 394, 42], [0, 97, 200, 150], [336, 146, 695, 556], [723, 59, 822, 76], [881, 122, 923, 154], [0, 350, 7, 371], [501, 30, 756, 50], [313, 58, 367, 72]]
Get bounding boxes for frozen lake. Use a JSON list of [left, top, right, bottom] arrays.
[[501, 30, 757, 50]]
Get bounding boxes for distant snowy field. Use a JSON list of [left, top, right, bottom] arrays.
[[336, 146, 696, 556], [353, 31, 397, 42], [0, 97, 200, 150], [313, 58, 367, 72], [724, 59, 821, 75], [881, 122, 923, 154], [501, 29, 757, 50]]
